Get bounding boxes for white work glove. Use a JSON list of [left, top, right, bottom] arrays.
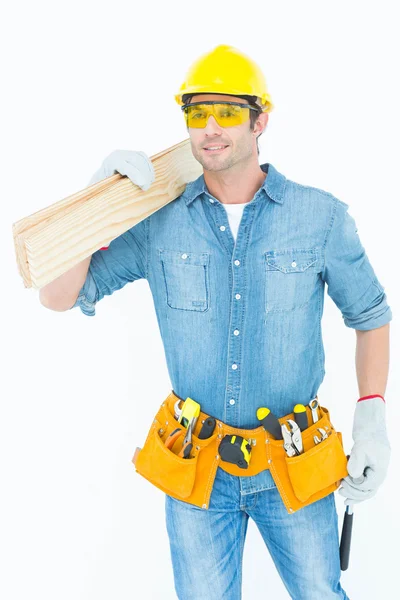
[[88, 149, 155, 188], [87, 149, 155, 249], [338, 395, 391, 506]]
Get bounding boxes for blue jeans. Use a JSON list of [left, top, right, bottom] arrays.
[[165, 466, 350, 599]]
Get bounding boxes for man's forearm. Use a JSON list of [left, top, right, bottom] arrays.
[[39, 255, 92, 311], [355, 323, 390, 398]]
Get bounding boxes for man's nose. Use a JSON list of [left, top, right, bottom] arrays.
[[204, 114, 222, 132]]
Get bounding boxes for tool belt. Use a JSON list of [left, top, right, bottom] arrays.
[[132, 390, 349, 514]]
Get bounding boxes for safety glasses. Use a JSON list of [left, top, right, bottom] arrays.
[[181, 101, 260, 128]]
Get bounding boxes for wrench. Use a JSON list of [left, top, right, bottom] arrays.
[[314, 427, 330, 444], [309, 398, 320, 423], [174, 399, 183, 420]]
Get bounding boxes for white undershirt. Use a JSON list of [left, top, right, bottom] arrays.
[[222, 202, 248, 241]]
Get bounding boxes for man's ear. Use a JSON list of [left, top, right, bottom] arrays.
[[254, 112, 269, 136]]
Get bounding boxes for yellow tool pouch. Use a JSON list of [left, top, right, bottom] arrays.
[[132, 390, 349, 514]]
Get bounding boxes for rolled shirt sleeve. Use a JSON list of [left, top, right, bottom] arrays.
[[71, 218, 148, 316], [321, 198, 392, 330]]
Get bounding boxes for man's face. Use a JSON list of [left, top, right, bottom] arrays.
[[185, 93, 268, 172]]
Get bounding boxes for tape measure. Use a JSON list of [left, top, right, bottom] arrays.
[[177, 397, 201, 429], [219, 435, 252, 469]]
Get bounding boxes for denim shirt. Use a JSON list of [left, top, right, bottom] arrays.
[[72, 162, 392, 428]]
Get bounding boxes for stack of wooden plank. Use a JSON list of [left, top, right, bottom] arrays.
[[13, 138, 202, 289]]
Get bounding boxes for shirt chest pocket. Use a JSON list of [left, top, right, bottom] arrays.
[[264, 248, 320, 313], [160, 249, 210, 312]]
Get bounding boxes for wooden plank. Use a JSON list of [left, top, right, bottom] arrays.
[[13, 138, 203, 289], [13, 174, 121, 288]]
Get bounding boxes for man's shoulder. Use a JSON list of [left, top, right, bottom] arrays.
[[284, 174, 349, 213]]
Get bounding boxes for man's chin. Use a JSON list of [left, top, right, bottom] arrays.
[[195, 153, 232, 171], [200, 161, 230, 173]]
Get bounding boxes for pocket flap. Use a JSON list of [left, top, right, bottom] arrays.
[[265, 249, 318, 273], [160, 249, 209, 267]]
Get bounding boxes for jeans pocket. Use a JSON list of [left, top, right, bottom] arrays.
[[264, 248, 320, 313], [160, 249, 210, 312]]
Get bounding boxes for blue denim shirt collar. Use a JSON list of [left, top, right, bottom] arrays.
[[182, 162, 287, 206]]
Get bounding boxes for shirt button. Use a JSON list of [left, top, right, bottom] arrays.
[[232, 364, 238, 370], [181, 253, 188, 259], [229, 399, 235, 405], [234, 329, 239, 335], [219, 225, 226, 231], [209, 198, 215, 203], [234, 259, 240, 266], [291, 261, 297, 267], [235, 293, 241, 300]]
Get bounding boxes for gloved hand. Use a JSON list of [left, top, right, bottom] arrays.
[[87, 149, 155, 249], [338, 395, 391, 506]]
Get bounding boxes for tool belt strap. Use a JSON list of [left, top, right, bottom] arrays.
[[132, 390, 349, 514]]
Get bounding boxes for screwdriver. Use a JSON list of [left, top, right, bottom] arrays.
[[293, 404, 308, 431], [257, 407, 283, 440]]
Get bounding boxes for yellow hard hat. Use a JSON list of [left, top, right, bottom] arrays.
[[174, 44, 274, 113]]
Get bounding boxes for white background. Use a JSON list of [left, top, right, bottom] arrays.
[[2, 1, 399, 598]]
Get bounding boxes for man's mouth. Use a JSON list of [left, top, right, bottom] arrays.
[[203, 145, 229, 153]]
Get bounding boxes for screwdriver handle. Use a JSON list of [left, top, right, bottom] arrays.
[[293, 404, 308, 431], [257, 407, 283, 440]]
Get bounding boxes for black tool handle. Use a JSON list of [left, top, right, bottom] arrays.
[[340, 505, 353, 571], [293, 407, 308, 432], [198, 417, 216, 439], [339, 456, 365, 571], [179, 441, 193, 459], [257, 409, 283, 440]]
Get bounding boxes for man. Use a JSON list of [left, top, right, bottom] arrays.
[[40, 45, 392, 599]]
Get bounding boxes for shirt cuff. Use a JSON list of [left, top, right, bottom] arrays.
[[344, 280, 393, 330], [70, 269, 98, 316]]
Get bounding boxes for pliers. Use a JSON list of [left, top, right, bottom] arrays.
[[281, 419, 303, 457], [172, 400, 197, 458], [178, 418, 194, 458], [164, 417, 194, 459]]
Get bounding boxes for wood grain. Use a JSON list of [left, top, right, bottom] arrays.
[[13, 138, 202, 289]]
